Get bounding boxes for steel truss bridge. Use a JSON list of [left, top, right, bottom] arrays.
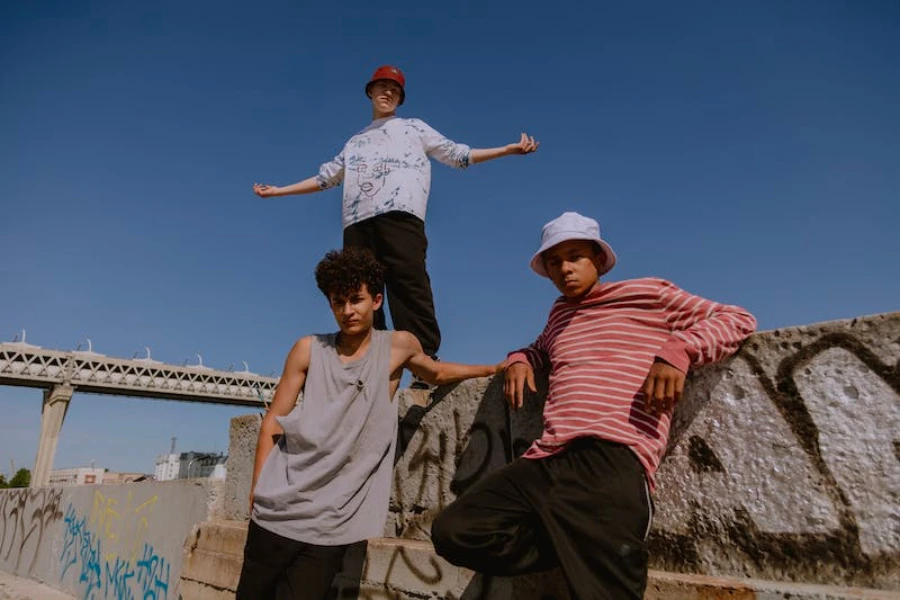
[[0, 342, 278, 406], [0, 341, 279, 487]]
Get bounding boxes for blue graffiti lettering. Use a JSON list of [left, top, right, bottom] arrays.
[[60, 504, 103, 599], [136, 543, 169, 600], [105, 555, 136, 600], [58, 504, 170, 600]]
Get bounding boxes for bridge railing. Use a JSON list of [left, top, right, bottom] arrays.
[[0, 343, 277, 406]]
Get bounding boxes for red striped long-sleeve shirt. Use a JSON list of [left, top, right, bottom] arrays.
[[507, 277, 756, 489]]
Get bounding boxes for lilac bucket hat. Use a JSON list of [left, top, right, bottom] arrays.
[[530, 211, 617, 278]]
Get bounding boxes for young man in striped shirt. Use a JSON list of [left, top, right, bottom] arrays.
[[432, 211, 757, 599]]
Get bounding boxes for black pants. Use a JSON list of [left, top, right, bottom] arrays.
[[343, 211, 440, 357], [431, 438, 652, 600], [235, 520, 349, 600]]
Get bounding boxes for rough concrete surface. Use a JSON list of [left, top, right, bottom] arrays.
[[222, 412, 262, 521], [179, 521, 900, 599], [651, 312, 900, 590], [221, 311, 900, 592], [181, 519, 247, 593], [0, 480, 221, 599], [0, 571, 73, 600]]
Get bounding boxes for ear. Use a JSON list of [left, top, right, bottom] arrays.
[[591, 243, 606, 270], [373, 293, 384, 311]]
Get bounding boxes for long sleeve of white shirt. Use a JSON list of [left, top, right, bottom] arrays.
[[413, 119, 471, 169], [316, 150, 345, 189]]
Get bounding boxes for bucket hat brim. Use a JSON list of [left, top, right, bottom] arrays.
[[530, 233, 617, 278]]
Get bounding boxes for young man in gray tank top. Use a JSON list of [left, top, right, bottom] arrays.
[[236, 247, 501, 600]]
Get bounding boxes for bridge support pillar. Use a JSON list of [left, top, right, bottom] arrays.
[[31, 385, 73, 487]]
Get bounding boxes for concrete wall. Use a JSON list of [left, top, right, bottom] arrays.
[[650, 312, 899, 590], [221, 413, 262, 521], [224, 311, 900, 592], [183, 522, 900, 600], [0, 480, 221, 599]]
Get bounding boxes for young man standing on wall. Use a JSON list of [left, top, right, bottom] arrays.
[[254, 65, 538, 385]]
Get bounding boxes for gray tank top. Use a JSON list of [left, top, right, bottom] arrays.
[[251, 330, 397, 545]]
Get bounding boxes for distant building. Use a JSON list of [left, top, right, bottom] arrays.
[[179, 451, 227, 479], [102, 471, 149, 484], [155, 453, 181, 481], [49, 466, 106, 486], [154, 451, 226, 480]]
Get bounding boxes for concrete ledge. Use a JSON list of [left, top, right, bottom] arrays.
[[646, 571, 900, 599], [178, 579, 235, 600], [180, 521, 900, 599], [181, 520, 246, 592]]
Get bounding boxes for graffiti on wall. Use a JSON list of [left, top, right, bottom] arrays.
[[390, 378, 540, 539], [0, 487, 64, 574], [649, 331, 900, 588], [387, 323, 900, 590], [390, 378, 546, 539], [332, 540, 570, 600], [59, 489, 171, 600]]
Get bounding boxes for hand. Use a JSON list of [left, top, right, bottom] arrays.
[[505, 133, 539, 155], [504, 362, 536, 410], [253, 183, 279, 198], [248, 491, 254, 512], [640, 359, 686, 415]]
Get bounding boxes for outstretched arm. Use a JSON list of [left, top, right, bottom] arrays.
[[250, 337, 311, 508], [253, 177, 322, 198], [396, 331, 502, 386], [470, 133, 539, 164], [254, 149, 346, 198], [417, 121, 537, 169]]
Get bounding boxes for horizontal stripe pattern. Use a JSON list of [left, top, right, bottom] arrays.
[[507, 278, 756, 490]]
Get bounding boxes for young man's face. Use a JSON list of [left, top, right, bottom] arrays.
[[542, 239, 605, 298], [328, 284, 383, 336], [369, 80, 402, 115]]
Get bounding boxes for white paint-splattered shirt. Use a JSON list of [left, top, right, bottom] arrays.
[[316, 117, 472, 228]]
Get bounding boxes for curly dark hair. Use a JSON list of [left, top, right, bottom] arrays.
[[315, 247, 385, 299]]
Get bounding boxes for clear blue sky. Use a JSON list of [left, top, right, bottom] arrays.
[[2, 1, 898, 476]]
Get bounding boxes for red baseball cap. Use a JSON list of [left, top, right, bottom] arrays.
[[365, 65, 406, 105]]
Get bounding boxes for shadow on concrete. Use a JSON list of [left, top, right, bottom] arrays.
[[331, 540, 367, 599], [665, 361, 729, 452], [450, 375, 519, 497], [394, 373, 548, 491]]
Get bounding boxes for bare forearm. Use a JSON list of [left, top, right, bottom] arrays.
[[267, 176, 322, 197], [432, 362, 499, 385], [470, 147, 513, 164]]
